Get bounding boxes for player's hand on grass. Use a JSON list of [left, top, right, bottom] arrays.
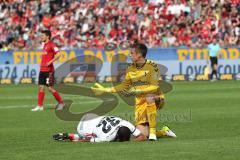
[[91, 83, 111, 95], [133, 134, 147, 141]]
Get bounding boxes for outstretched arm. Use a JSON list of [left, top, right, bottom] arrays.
[[91, 68, 132, 95]]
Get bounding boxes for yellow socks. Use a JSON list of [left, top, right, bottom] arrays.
[[146, 104, 157, 135], [156, 130, 167, 137]]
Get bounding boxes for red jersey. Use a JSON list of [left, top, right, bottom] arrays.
[[40, 41, 59, 72]]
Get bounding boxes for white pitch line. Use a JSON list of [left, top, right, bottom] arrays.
[[0, 100, 103, 109], [0, 96, 95, 100]]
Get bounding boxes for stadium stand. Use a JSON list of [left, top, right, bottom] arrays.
[[0, 0, 239, 51]]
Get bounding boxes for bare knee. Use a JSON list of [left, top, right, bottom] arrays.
[[39, 85, 45, 92], [48, 86, 56, 93], [213, 64, 218, 70]]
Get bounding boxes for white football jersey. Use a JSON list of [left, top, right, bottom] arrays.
[[77, 114, 140, 142]]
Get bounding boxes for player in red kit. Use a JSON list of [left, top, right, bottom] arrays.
[[31, 30, 65, 111]]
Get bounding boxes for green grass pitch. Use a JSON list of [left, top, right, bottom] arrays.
[[0, 81, 240, 160]]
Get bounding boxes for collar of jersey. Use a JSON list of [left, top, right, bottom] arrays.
[[135, 59, 147, 69]]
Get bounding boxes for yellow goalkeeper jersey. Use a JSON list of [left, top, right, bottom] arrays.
[[112, 60, 161, 95]]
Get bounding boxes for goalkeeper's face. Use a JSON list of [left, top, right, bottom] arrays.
[[130, 49, 142, 63]]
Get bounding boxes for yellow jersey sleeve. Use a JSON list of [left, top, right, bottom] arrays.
[[110, 66, 132, 93]]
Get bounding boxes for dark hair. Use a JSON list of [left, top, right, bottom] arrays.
[[133, 43, 148, 58], [42, 30, 51, 39], [115, 126, 131, 142]]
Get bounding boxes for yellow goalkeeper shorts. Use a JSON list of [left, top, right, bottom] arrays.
[[134, 99, 157, 126]]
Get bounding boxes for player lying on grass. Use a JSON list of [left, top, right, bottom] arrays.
[[91, 43, 168, 140], [53, 113, 147, 142], [92, 83, 177, 140]]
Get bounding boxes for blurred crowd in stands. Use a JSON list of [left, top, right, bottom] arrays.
[[0, 0, 239, 51]]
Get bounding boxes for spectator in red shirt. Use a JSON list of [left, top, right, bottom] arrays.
[[0, 0, 239, 49]]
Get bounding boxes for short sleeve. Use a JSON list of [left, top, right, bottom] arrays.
[[51, 43, 59, 55]]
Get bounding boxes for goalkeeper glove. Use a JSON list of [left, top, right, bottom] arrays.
[[91, 83, 112, 95]]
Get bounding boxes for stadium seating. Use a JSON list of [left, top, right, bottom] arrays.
[[0, 0, 239, 51]]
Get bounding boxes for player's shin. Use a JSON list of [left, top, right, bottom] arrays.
[[68, 134, 80, 141], [38, 91, 45, 107], [146, 104, 157, 137], [52, 91, 63, 103]]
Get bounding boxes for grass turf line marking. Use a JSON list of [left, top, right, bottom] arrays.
[[0, 100, 102, 109]]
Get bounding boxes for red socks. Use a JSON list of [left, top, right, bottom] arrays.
[[38, 90, 62, 107], [52, 91, 63, 103], [69, 134, 80, 141], [38, 91, 45, 107]]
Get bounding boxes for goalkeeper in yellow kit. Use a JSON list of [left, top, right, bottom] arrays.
[[92, 43, 176, 140]]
